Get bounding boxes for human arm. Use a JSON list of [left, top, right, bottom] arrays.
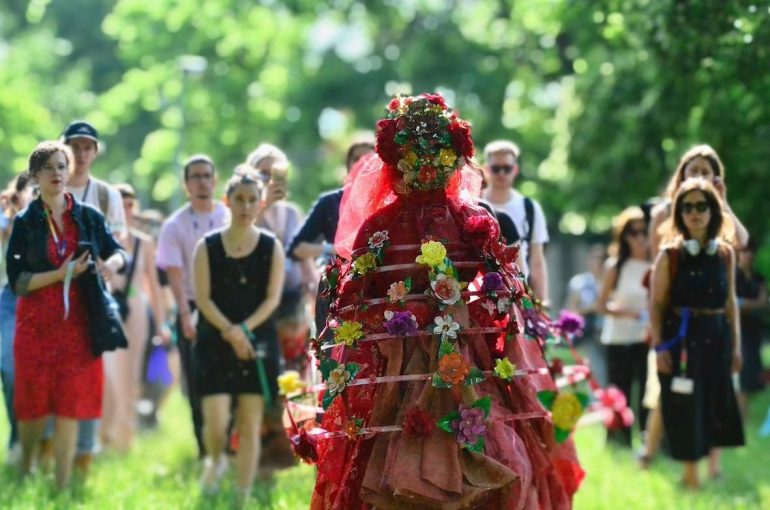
[[143, 239, 171, 343], [528, 243, 549, 304], [289, 193, 336, 260], [724, 245, 742, 373], [713, 179, 749, 248], [649, 250, 672, 373], [649, 205, 667, 259], [739, 278, 768, 312], [597, 263, 643, 318]]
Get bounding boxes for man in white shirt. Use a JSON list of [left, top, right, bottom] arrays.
[[481, 140, 550, 303]]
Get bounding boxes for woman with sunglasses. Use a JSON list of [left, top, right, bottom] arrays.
[[597, 206, 651, 447], [650, 178, 743, 489]]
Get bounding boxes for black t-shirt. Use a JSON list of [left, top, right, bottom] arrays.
[[736, 269, 765, 338]]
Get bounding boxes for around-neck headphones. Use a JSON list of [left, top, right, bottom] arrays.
[[683, 238, 718, 256]]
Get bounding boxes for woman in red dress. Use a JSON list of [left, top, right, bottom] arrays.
[[6, 141, 125, 489], [298, 95, 583, 509]]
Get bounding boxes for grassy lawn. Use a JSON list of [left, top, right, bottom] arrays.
[[0, 384, 768, 509]]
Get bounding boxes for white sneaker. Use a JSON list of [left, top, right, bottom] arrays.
[[199, 455, 228, 495], [5, 443, 21, 466]]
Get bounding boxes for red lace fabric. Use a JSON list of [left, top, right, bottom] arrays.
[[311, 168, 584, 509]]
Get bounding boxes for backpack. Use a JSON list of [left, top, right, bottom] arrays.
[[95, 180, 110, 216], [494, 197, 535, 246]]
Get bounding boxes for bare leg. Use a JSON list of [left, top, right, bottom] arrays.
[[234, 395, 264, 505], [18, 417, 47, 478], [201, 395, 231, 493], [53, 418, 78, 489], [640, 405, 664, 467], [708, 448, 721, 479], [682, 461, 699, 489]]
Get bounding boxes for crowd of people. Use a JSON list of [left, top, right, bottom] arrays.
[[0, 99, 766, 506]]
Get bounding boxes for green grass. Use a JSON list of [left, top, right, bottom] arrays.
[[0, 386, 768, 509]]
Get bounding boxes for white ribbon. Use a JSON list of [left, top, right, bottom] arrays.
[[63, 260, 75, 320]]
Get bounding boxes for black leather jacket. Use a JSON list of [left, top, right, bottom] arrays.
[[5, 194, 124, 296]]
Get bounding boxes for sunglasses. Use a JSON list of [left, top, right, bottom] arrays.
[[681, 201, 709, 214], [490, 165, 515, 175], [626, 228, 647, 237]]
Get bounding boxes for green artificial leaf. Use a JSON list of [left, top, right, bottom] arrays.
[[432, 372, 451, 388], [437, 411, 460, 433], [395, 131, 409, 144], [438, 339, 457, 357], [466, 437, 485, 453], [465, 367, 486, 386], [473, 396, 492, 418], [320, 359, 338, 381], [576, 392, 590, 409], [404, 277, 412, 293], [554, 427, 571, 444], [522, 297, 534, 310], [322, 390, 336, 410], [537, 391, 557, 409], [359, 303, 369, 312], [345, 363, 360, 380]]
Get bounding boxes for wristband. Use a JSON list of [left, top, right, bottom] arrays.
[[240, 322, 256, 342]]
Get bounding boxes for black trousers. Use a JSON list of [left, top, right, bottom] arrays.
[[606, 342, 649, 447], [177, 302, 205, 458]]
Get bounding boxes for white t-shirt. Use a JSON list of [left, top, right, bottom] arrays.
[[67, 177, 127, 236], [483, 190, 549, 277], [600, 258, 650, 345]]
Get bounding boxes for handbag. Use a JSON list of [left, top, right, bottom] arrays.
[[112, 237, 141, 321], [79, 208, 128, 357]]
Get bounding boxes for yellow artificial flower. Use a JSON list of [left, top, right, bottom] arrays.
[[551, 392, 583, 431], [404, 150, 419, 166], [438, 148, 457, 167], [352, 252, 378, 275], [494, 358, 516, 381], [334, 321, 365, 347], [415, 241, 447, 267], [277, 370, 307, 396]]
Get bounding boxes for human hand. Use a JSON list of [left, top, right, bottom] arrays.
[[96, 258, 114, 282], [731, 349, 743, 374], [713, 176, 726, 199], [181, 312, 196, 341], [264, 181, 287, 206], [59, 252, 91, 280], [225, 325, 255, 361], [656, 350, 673, 375], [155, 323, 172, 345]]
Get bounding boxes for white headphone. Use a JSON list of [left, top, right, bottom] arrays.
[[683, 238, 718, 256]]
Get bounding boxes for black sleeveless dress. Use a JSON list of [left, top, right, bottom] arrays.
[[659, 246, 744, 461], [194, 232, 280, 400]]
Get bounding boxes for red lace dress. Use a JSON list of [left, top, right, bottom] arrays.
[[14, 196, 103, 420], [310, 188, 584, 510]]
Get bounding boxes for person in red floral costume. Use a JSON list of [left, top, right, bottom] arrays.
[[286, 94, 584, 509]]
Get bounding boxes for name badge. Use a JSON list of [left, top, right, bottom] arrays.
[[671, 377, 694, 395]]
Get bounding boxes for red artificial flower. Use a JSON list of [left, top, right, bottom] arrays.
[[418, 165, 438, 184], [387, 98, 401, 111], [448, 120, 474, 159], [421, 93, 447, 109], [464, 214, 500, 245], [290, 428, 319, 464], [549, 358, 565, 378], [490, 241, 519, 265], [402, 405, 436, 438], [376, 118, 401, 165]]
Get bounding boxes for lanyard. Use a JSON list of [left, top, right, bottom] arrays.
[[81, 179, 91, 202], [44, 208, 67, 259]]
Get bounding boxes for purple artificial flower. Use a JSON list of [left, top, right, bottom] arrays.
[[481, 272, 504, 292], [554, 310, 585, 337], [383, 310, 419, 337], [451, 405, 487, 445], [523, 307, 551, 339]]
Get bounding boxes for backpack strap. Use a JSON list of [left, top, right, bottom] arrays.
[[523, 197, 535, 244], [96, 181, 109, 216]]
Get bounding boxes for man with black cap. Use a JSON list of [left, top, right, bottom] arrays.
[[62, 120, 127, 236], [52, 120, 127, 476]]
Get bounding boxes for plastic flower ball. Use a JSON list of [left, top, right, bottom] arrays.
[[438, 352, 470, 385], [551, 392, 583, 432], [353, 252, 378, 275], [327, 366, 353, 395], [416, 240, 447, 267], [334, 321, 365, 347], [494, 358, 516, 381], [431, 273, 462, 305], [277, 370, 307, 396], [451, 405, 487, 445], [433, 314, 460, 341], [387, 280, 409, 303], [438, 148, 457, 167]]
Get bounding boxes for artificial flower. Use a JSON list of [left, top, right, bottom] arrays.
[[422, 92, 447, 109], [448, 119, 474, 159], [383, 310, 419, 337], [403, 150, 418, 166], [343, 418, 361, 440], [327, 366, 353, 395], [451, 405, 486, 445], [433, 314, 461, 341], [368, 230, 390, 250], [497, 297, 512, 314], [523, 306, 551, 338], [553, 310, 585, 338], [549, 358, 565, 378], [438, 148, 457, 167], [352, 252, 378, 275], [438, 352, 470, 385], [402, 405, 436, 438], [334, 321, 364, 347], [277, 370, 306, 396], [289, 427, 319, 464], [596, 386, 634, 430], [387, 97, 402, 111], [431, 273, 462, 305], [416, 240, 447, 267], [418, 165, 438, 184], [494, 358, 516, 381], [551, 392, 583, 432], [464, 214, 499, 244], [481, 300, 497, 316], [481, 272, 504, 292], [387, 280, 409, 303]]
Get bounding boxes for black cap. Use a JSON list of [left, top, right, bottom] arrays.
[[62, 120, 99, 144]]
